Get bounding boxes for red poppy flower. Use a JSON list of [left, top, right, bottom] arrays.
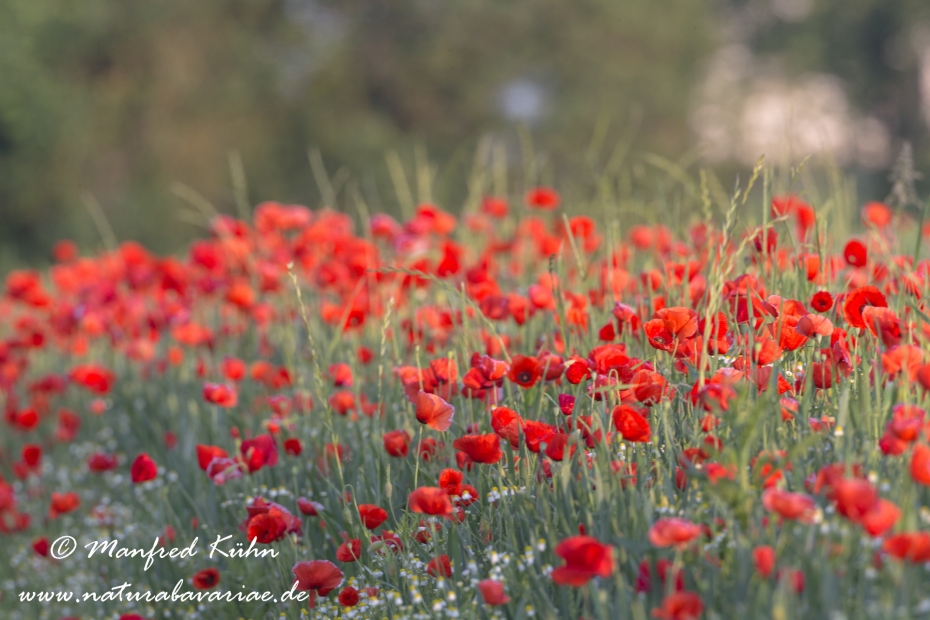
[[49, 491, 80, 518], [358, 504, 388, 529], [842, 286, 887, 329], [408, 486, 454, 516], [426, 554, 452, 577], [491, 406, 523, 448], [11, 407, 38, 430], [438, 469, 464, 496], [508, 355, 542, 388], [659, 306, 699, 338], [652, 591, 704, 620], [880, 431, 908, 456], [884, 404, 925, 442], [19, 444, 40, 468], [283, 438, 303, 456], [918, 365, 930, 393], [544, 432, 576, 462], [293, 560, 343, 596], [882, 347, 923, 381], [628, 224, 654, 249], [830, 477, 879, 522], [297, 497, 323, 516], [429, 357, 458, 384], [742, 332, 783, 365], [202, 382, 238, 407], [843, 239, 867, 267], [612, 405, 651, 443], [335, 538, 362, 562], [517, 420, 554, 453], [860, 499, 900, 537], [810, 291, 833, 312], [32, 537, 49, 557], [240, 434, 278, 473], [565, 357, 592, 384], [247, 512, 287, 544], [481, 196, 509, 218], [356, 346, 374, 364], [753, 545, 775, 578], [861, 201, 892, 228], [328, 363, 353, 387], [631, 369, 669, 405], [882, 532, 930, 563], [338, 586, 360, 607], [524, 187, 560, 210], [799, 253, 821, 281], [131, 453, 158, 483], [221, 357, 246, 382], [762, 488, 816, 522], [69, 364, 116, 394], [191, 568, 220, 590], [453, 433, 503, 464], [643, 326, 679, 356], [196, 444, 229, 471], [551, 535, 615, 586], [539, 351, 565, 381], [415, 390, 455, 432], [862, 306, 901, 346], [87, 452, 119, 472], [478, 579, 510, 605], [796, 314, 833, 338], [52, 239, 78, 262], [911, 444, 930, 485], [383, 430, 411, 457], [648, 518, 702, 548]]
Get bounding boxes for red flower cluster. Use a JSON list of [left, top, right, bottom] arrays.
[[1, 190, 928, 617]]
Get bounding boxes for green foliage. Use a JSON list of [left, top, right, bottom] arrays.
[[0, 0, 716, 261], [736, 0, 930, 163], [3, 0, 930, 265]]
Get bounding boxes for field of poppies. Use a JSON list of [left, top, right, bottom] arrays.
[[3, 164, 930, 620]]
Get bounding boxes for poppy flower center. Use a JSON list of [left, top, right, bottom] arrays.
[[517, 371, 532, 383]]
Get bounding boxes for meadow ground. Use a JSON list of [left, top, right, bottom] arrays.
[[2, 160, 930, 620]]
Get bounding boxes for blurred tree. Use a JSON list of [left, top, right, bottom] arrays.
[[5, 0, 930, 265], [723, 0, 930, 173], [0, 0, 301, 260], [0, 0, 715, 262]]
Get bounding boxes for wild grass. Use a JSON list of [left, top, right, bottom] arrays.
[[1, 149, 928, 620]]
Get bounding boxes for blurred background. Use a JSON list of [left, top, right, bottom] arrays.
[[2, 0, 930, 263]]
